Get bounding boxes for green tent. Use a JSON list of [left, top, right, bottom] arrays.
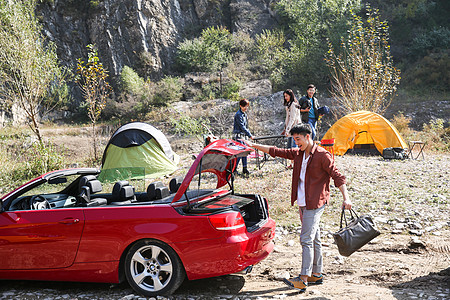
[[98, 122, 179, 182]]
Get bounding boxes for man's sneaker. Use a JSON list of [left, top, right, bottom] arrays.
[[283, 276, 307, 292], [307, 274, 323, 285]]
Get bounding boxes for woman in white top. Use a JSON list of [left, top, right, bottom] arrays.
[[282, 89, 301, 149]]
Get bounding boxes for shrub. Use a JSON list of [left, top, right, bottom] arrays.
[[0, 140, 65, 191], [422, 118, 449, 152], [170, 114, 211, 143], [176, 26, 233, 73], [391, 112, 412, 136], [254, 29, 288, 88], [222, 79, 242, 102], [153, 76, 183, 106], [120, 65, 146, 95], [409, 27, 450, 58], [404, 51, 450, 92]]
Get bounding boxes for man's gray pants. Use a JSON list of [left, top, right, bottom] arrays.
[[299, 204, 325, 276]]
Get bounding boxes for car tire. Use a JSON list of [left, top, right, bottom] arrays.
[[124, 239, 185, 297]]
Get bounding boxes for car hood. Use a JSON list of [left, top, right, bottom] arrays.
[[171, 139, 252, 204]]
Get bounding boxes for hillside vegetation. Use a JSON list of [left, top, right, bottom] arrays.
[[1, 0, 448, 130]]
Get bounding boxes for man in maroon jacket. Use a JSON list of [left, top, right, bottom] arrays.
[[246, 123, 352, 292]]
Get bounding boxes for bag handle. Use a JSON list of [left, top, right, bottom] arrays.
[[339, 208, 359, 228]]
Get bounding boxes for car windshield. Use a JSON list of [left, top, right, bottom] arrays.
[[98, 167, 147, 192], [21, 174, 78, 197]]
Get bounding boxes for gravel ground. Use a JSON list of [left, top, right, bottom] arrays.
[[1, 151, 449, 300]]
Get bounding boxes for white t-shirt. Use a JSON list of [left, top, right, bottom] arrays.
[[297, 152, 310, 206]]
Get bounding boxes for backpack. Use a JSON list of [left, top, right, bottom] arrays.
[[382, 147, 408, 160]]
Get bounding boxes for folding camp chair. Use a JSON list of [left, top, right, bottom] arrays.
[[320, 138, 335, 159], [408, 141, 426, 160]]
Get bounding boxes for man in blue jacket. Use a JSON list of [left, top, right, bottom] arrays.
[[299, 84, 320, 140], [232, 98, 253, 175]]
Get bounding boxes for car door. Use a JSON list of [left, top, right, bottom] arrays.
[[0, 208, 85, 270]]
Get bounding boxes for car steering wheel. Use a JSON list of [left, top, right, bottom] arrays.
[[28, 195, 50, 210]]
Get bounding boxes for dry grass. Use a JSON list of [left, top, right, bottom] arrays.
[[233, 152, 449, 230], [1, 123, 448, 234]]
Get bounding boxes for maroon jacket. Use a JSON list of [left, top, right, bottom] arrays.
[[268, 144, 346, 209]]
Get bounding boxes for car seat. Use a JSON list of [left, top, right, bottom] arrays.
[[169, 176, 184, 194], [78, 175, 107, 207], [147, 181, 170, 201], [110, 180, 136, 205]]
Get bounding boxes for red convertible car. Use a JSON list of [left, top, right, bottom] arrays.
[[0, 139, 275, 296]]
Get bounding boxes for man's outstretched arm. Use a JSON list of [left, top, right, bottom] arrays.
[[245, 140, 272, 154]]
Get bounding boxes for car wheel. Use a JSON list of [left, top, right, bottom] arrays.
[[124, 239, 185, 297]]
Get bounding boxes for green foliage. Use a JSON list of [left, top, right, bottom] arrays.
[[120, 65, 146, 95], [325, 7, 401, 115], [274, 0, 361, 88], [45, 77, 73, 110], [409, 27, 450, 58], [254, 30, 289, 89], [116, 65, 154, 119], [0, 0, 66, 142], [221, 78, 242, 102], [170, 114, 211, 143], [404, 51, 450, 92], [0, 140, 65, 192], [367, 0, 449, 90], [153, 76, 183, 106], [176, 26, 233, 73], [190, 76, 242, 102], [116, 66, 183, 120], [422, 118, 450, 152], [89, 0, 100, 8], [25, 142, 65, 177]]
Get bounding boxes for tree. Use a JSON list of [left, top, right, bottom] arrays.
[[0, 0, 66, 142], [76, 44, 112, 162], [325, 7, 401, 115], [254, 30, 289, 88], [275, 0, 361, 88]]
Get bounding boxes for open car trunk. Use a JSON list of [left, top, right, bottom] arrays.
[[178, 191, 270, 232], [170, 139, 270, 232]]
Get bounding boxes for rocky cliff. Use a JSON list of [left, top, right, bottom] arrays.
[[38, 0, 277, 82]]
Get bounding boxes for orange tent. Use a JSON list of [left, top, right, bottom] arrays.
[[322, 111, 408, 156]]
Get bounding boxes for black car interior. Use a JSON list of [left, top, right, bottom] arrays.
[[4, 174, 196, 211]]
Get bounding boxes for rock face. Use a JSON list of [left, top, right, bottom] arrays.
[[37, 0, 277, 81]]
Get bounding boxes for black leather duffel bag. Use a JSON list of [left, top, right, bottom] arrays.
[[333, 208, 381, 257]]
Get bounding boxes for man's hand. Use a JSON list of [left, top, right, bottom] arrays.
[[342, 199, 352, 210], [243, 140, 254, 147], [338, 184, 351, 210]]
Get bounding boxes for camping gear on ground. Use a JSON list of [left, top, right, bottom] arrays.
[[322, 111, 408, 156], [99, 122, 179, 182], [408, 140, 426, 160], [333, 208, 381, 257], [382, 147, 408, 160]]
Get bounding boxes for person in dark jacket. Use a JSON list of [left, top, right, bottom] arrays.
[[232, 99, 253, 175], [299, 84, 320, 140], [245, 123, 352, 292]]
